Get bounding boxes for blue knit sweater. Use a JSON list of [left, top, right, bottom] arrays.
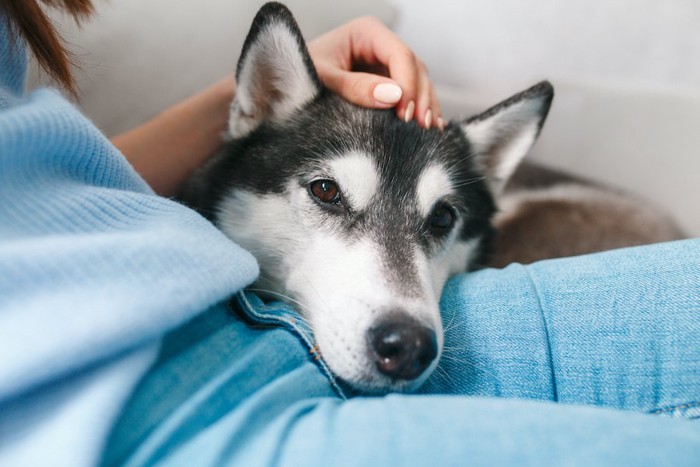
[[0, 18, 257, 466]]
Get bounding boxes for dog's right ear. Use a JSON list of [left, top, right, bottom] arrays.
[[228, 2, 322, 138]]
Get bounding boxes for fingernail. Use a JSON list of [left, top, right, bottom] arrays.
[[437, 117, 446, 131], [373, 83, 402, 105], [425, 109, 432, 129], [404, 100, 415, 123]]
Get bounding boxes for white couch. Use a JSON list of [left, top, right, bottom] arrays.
[[29, 0, 700, 235]]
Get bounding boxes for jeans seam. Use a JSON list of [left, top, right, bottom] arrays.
[[231, 291, 349, 400], [648, 401, 700, 415], [523, 266, 559, 402]]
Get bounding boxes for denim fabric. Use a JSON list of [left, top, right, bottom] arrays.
[[422, 239, 700, 415], [104, 239, 700, 467]]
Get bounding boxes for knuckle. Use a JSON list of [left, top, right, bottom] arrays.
[[344, 78, 368, 102], [398, 48, 417, 65]]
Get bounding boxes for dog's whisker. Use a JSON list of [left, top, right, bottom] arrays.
[[442, 323, 466, 336], [441, 343, 471, 356], [442, 316, 468, 335], [442, 310, 460, 335], [439, 353, 471, 364], [434, 365, 459, 388], [444, 150, 479, 174], [451, 176, 486, 189], [297, 269, 329, 311], [246, 287, 313, 316]]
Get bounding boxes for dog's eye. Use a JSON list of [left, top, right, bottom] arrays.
[[427, 203, 455, 236], [309, 179, 342, 205]]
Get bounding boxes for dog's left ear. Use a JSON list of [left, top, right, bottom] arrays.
[[461, 81, 554, 194], [228, 2, 322, 138]]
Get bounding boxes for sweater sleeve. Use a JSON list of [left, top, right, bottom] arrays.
[[0, 87, 258, 400]]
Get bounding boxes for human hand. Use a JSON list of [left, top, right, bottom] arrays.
[[308, 16, 443, 130]]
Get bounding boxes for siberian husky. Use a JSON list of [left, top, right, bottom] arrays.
[[183, 2, 684, 393]]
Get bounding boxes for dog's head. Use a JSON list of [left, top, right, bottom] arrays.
[[201, 2, 552, 393]]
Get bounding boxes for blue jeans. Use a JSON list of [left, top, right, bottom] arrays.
[[103, 239, 700, 466]]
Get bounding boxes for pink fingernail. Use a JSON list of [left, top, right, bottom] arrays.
[[373, 83, 402, 105], [404, 101, 415, 122], [437, 117, 446, 131], [425, 109, 432, 129]]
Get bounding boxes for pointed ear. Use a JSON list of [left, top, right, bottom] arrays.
[[228, 2, 322, 138], [461, 81, 554, 193]]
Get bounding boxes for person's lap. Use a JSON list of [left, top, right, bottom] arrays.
[[104, 239, 700, 466], [423, 238, 700, 413]]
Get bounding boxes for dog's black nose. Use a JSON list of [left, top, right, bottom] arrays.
[[369, 316, 438, 381]]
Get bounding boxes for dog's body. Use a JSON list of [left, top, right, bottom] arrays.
[[490, 162, 684, 267], [183, 3, 684, 393]]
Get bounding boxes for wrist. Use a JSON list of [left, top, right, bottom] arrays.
[[112, 76, 237, 197]]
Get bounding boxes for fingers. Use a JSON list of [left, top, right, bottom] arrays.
[[383, 47, 419, 121], [310, 16, 443, 129], [398, 58, 441, 130], [413, 59, 442, 130], [417, 62, 445, 130], [354, 17, 440, 129], [320, 65, 404, 109], [358, 19, 421, 121], [432, 85, 445, 131]]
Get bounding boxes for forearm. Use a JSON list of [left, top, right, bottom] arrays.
[[111, 77, 235, 197]]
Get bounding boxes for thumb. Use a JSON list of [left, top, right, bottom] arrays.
[[322, 68, 403, 109]]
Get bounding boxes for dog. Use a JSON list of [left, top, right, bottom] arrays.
[[182, 2, 684, 393]]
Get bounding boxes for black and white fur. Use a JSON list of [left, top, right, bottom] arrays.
[[183, 3, 684, 393]]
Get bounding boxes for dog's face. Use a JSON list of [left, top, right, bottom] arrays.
[[199, 3, 552, 393]]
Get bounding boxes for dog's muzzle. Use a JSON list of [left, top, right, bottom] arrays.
[[368, 314, 438, 381]]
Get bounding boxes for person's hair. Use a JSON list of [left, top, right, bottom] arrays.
[[1, 0, 94, 97]]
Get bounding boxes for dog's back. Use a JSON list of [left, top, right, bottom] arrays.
[[488, 162, 685, 268]]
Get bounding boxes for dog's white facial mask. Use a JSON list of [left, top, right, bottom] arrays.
[[218, 153, 462, 392], [215, 3, 552, 393]]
